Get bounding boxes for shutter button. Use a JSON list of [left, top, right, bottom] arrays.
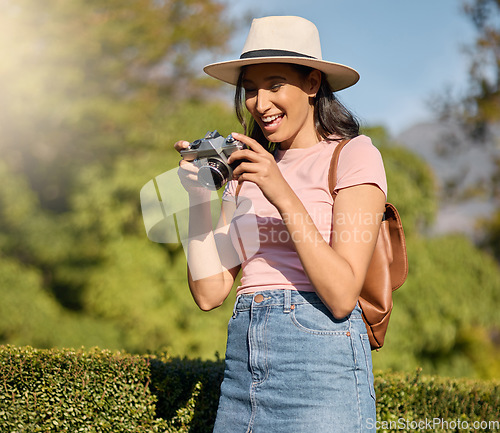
[[254, 294, 264, 303]]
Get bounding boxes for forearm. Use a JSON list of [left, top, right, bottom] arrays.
[[274, 184, 385, 319], [186, 235, 235, 310], [175, 147, 239, 309], [184, 197, 238, 310], [276, 195, 360, 317], [185, 197, 222, 278]]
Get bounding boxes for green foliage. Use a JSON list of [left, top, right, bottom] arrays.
[[0, 258, 61, 348], [0, 0, 232, 210], [363, 126, 438, 235], [380, 145, 437, 235], [375, 368, 500, 433], [363, 126, 500, 379], [0, 250, 128, 351], [62, 100, 240, 357], [1, 346, 499, 433], [0, 346, 169, 432], [148, 353, 224, 432], [0, 99, 240, 359], [0, 159, 68, 267], [478, 205, 500, 262], [460, 0, 500, 263], [0, 0, 499, 383], [461, 0, 500, 126], [374, 234, 500, 379], [0, 0, 239, 359]]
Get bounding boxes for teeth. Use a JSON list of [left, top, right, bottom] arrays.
[[262, 114, 281, 123]]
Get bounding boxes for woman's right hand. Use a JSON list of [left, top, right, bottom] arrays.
[[174, 140, 211, 199]]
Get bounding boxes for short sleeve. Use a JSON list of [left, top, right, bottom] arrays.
[[334, 135, 387, 198], [221, 179, 238, 203]]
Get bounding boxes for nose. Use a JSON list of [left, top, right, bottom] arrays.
[[255, 88, 272, 114]]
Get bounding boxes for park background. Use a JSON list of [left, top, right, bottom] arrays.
[[0, 0, 499, 380]]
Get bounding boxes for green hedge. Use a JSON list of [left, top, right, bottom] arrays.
[[0, 346, 499, 432]]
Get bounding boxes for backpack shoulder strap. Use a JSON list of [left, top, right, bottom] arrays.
[[235, 182, 242, 199], [328, 138, 351, 196]]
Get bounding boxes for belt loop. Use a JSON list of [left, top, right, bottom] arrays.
[[283, 290, 291, 313], [232, 294, 241, 318]]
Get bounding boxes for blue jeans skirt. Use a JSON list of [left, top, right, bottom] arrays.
[[213, 290, 376, 433]]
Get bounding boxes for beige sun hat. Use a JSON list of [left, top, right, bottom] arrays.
[[203, 16, 359, 92]]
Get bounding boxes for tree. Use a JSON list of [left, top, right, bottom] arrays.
[[461, 0, 500, 130], [377, 234, 500, 379], [1, 2, 500, 376], [0, 0, 238, 357], [432, 0, 500, 135], [460, 0, 500, 261], [369, 6, 500, 373], [366, 126, 437, 236], [430, 1, 500, 261], [0, 0, 232, 211], [65, 100, 241, 356], [0, 160, 124, 349], [364, 127, 500, 379]]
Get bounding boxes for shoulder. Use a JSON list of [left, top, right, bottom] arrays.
[[337, 135, 384, 170], [341, 135, 381, 158], [335, 134, 387, 197]]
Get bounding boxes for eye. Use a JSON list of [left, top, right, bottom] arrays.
[[270, 83, 283, 92], [244, 88, 257, 97]]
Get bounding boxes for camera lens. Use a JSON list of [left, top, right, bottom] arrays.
[[198, 158, 230, 190]]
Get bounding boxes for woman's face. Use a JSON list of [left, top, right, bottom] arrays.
[[242, 63, 321, 149]]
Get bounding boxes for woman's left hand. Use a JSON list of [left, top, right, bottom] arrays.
[[227, 133, 292, 207]]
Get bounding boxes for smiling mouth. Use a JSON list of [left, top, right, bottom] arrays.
[[261, 114, 284, 127]]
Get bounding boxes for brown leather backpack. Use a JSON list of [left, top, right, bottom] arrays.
[[328, 139, 408, 350]]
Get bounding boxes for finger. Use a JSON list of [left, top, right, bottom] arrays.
[[232, 161, 260, 178], [230, 132, 267, 154], [174, 140, 191, 153], [236, 171, 260, 186], [227, 148, 263, 164], [179, 159, 199, 173]]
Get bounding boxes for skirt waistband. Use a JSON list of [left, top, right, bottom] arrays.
[[234, 289, 362, 318]]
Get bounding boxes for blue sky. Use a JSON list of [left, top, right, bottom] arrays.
[[217, 0, 477, 136]]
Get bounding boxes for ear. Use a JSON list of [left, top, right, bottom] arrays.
[[305, 69, 322, 97]]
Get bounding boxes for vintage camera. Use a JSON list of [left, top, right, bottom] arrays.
[[180, 130, 246, 190]]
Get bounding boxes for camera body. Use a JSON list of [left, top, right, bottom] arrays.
[[180, 130, 245, 190]]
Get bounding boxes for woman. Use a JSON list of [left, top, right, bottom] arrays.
[[175, 16, 386, 433]]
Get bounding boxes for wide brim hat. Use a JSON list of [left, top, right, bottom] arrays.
[[204, 16, 359, 92]]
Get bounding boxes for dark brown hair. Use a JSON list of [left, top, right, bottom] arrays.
[[234, 64, 360, 151]]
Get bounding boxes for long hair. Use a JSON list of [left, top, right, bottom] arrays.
[[234, 64, 360, 151]]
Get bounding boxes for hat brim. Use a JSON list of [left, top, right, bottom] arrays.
[[203, 57, 359, 92]]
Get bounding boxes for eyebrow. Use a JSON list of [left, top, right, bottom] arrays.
[[242, 75, 288, 86]]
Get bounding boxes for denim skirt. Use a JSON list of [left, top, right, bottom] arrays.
[[212, 290, 376, 433]]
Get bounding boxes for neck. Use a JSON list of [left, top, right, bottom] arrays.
[[279, 127, 322, 150], [279, 105, 321, 150]]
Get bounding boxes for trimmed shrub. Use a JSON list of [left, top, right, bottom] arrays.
[[375, 369, 500, 432], [0, 346, 170, 432], [0, 346, 499, 432]]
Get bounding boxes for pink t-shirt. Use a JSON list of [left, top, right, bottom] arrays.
[[222, 135, 387, 295]]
